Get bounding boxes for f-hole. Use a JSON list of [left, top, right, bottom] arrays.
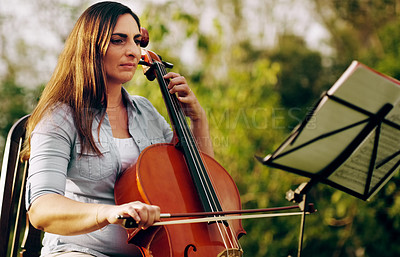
[[184, 244, 197, 257]]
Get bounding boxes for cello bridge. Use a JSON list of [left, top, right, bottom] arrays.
[[217, 248, 244, 257]]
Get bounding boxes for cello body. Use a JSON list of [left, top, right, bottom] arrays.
[[115, 143, 246, 257]]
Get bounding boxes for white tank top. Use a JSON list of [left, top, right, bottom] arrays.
[[113, 137, 140, 171]]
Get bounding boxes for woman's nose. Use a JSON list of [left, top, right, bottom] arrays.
[[126, 42, 140, 58]]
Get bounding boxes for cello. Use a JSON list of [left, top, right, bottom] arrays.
[[114, 28, 246, 257]]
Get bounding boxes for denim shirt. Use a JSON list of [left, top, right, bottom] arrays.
[[26, 88, 173, 257]]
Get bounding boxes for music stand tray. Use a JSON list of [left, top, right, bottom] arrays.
[[257, 61, 400, 200]]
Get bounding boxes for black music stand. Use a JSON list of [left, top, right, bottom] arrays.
[[257, 61, 400, 257]]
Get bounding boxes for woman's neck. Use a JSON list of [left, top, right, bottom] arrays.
[[106, 84, 130, 138], [107, 84, 124, 108]]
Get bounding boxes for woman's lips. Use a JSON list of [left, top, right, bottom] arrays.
[[121, 62, 136, 68]]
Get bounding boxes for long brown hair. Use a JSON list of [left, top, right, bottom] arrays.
[[22, 1, 141, 159]]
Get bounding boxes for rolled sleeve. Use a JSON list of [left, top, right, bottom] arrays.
[[26, 107, 74, 209]]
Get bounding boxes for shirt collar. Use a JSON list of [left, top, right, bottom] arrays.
[[121, 87, 141, 115]]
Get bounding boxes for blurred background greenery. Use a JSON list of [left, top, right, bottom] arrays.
[[1, 0, 400, 256]]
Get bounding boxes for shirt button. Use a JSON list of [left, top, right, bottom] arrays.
[[137, 140, 141, 144]]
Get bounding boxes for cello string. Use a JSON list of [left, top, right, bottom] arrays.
[[158, 62, 224, 219], [157, 64, 209, 195], [227, 220, 241, 249], [217, 220, 236, 249], [157, 63, 238, 249], [158, 63, 236, 249], [160, 63, 221, 211], [215, 220, 230, 249], [159, 63, 240, 249], [158, 62, 219, 212], [166, 86, 239, 247]]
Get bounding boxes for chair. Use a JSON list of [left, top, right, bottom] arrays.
[[0, 115, 43, 257]]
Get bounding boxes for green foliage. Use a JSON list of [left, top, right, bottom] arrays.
[[373, 19, 400, 79], [0, 79, 27, 135], [0, 78, 42, 160], [0, 77, 35, 163], [269, 34, 325, 130]]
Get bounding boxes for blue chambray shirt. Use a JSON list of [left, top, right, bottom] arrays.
[[26, 87, 173, 257]]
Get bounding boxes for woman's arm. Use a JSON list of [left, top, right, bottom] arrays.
[[189, 108, 214, 157], [27, 107, 160, 236], [28, 194, 160, 235]]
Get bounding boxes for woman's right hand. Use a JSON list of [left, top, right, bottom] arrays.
[[99, 201, 161, 230]]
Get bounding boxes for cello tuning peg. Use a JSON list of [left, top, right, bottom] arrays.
[[140, 27, 149, 48]]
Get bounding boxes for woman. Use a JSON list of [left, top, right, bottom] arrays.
[[22, 1, 214, 256]]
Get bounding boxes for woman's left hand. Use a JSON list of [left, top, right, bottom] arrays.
[[164, 72, 205, 121], [163, 72, 214, 157]]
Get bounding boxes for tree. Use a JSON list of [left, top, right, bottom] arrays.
[[268, 34, 325, 130], [313, 0, 400, 74]]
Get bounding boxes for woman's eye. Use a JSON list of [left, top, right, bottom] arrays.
[[111, 38, 124, 45], [134, 39, 141, 46]]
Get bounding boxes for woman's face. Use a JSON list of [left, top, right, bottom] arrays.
[[103, 13, 142, 87]]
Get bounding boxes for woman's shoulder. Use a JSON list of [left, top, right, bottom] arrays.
[[35, 103, 75, 132], [48, 103, 75, 121]]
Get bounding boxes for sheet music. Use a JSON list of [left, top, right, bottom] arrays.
[[328, 124, 400, 195]]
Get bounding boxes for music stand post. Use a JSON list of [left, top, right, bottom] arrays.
[[285, 182, 313, 257]]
